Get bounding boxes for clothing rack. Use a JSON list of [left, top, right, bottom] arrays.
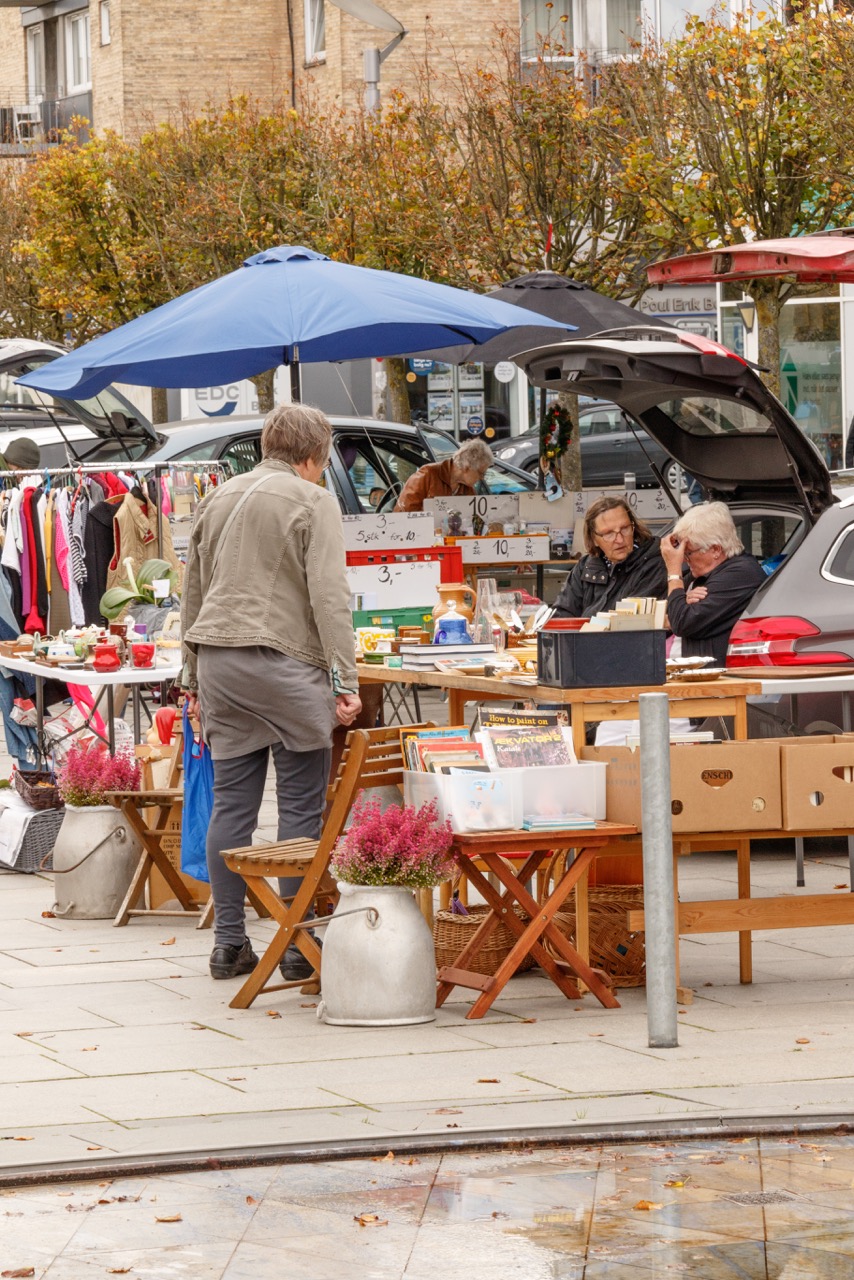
[[5, 458, 234, 560]]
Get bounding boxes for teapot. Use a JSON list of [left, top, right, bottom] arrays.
[[48, 632, 77, 660], [434, 603, 473, 646], [432, 582, 476, 630]]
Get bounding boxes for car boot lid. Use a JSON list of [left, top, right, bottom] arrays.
[[520, 327, 833, 520]]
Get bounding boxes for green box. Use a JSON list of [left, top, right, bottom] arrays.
[[351, 607, 433, 631]]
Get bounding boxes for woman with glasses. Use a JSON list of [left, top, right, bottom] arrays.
[[661, 501, 765, 666], [553, 496, 668, 618]]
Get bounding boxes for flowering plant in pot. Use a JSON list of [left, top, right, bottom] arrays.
[[57, 741, 140, 807], [331, 795, 454, 888], [321, 796, 455, 1028], [51, 742, 144, 920]]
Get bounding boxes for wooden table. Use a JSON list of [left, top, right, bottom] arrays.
[[358, 664, 761, 753], [436, 821, 636, 1019]]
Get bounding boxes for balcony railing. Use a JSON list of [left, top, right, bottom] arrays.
[[0, 90, 91, 153]]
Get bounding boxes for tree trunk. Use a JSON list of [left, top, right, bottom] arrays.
[[558, 391, 582, 491], [250, 368, 276, 413], [752, 280, 784, 403], [150, 387, 169, 425], [384, 357, 412, 425]]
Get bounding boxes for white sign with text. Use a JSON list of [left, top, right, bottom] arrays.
[[424, 494, 520, 530], [457, 534, 551, 565], [345, 560, 441, 608], [341, 512, 435, 551]]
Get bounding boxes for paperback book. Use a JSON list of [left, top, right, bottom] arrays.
[[478, 723, 577, 769]]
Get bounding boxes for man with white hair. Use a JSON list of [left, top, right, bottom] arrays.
[[393, 439, 493, 512], [661, 501, 766, 665]]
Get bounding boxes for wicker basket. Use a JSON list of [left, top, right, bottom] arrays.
[[547, 885, 646, 988], [13, 770, 64, 812], [434, 903, 538, 977], [11, 807, 64, 873]]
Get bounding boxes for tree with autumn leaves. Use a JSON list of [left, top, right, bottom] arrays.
[[2, 10, 854, 424]]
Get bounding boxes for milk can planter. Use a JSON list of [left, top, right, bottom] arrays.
[[316, 795, 455, 1028], [51, 741, 143, 920]]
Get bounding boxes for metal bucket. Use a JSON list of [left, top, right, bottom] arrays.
[[51, 804, 142, 919], [318, 882, 437, 1026]]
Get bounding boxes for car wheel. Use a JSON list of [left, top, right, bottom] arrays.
[[664, 460, 685, 492], [523, 459, 540, 476]]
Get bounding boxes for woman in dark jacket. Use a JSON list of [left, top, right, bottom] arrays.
[[662, 501, 765, 666], [554, 497, 668, 617]]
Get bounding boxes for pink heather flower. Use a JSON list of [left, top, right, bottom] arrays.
[[57, 742, 140, 808], [331, 793, 455, 889]]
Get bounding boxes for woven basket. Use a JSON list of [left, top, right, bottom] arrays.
[[547, 885, 646, 988], [11, 807, 64, 873], [14, 770, 64, 812], [434, 903, 538, 977]]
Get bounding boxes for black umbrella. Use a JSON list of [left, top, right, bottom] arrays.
[[414, 270, 671, 364]]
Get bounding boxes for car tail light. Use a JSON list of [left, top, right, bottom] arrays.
[[726, 617, 850, 667]]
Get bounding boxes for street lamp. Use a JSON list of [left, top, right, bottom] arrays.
[[735, 298, 757, 333], [326, 0, 407, 114]]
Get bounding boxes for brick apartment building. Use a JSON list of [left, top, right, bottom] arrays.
[[0, 0, 544, 145]]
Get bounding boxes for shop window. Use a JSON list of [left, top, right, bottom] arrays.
[[100, 2, 111, 47], [305, 0, 325, 64], [779, 301, 842, 470]]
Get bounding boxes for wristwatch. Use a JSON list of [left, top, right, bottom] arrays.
[[667, 574, 683, 582]]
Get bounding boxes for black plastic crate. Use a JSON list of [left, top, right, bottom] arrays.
[[537, 629, 667, 689]]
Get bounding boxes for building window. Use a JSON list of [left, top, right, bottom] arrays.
[[606, 0, 641, 55], [100, 1, 111, 46], [305, 0, 325, 63], [65, 10, 91, 92], [521, 0, 573, 60], [26, 24, 45, 100]]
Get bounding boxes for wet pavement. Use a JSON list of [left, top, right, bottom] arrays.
[[3, 1133, 854, 1278]]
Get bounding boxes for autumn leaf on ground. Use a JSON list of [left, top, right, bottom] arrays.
[[2, 1269, 35, 1278], [107, 1270, 132, 1275], [664, 1179, 689, 1188], [266, 1011, 282, 1019], [16, 1032, 33, 1038], [155, 1213, 182, 1222], [371, 1151, 395, 1163], [834, 884, 848, 890], [796, 1038, 810, 1044], [246, 1195, 256, 1205], [300, 1002, 317, 1008], [354, 1213, 388, 1226], [160, 937, 176, 945], [41, 910, 55, 918], [86, 1146, 102, 1151], [633, 1200, 662, 1211], [447, 1123, 461, 1129], [521, 1018, 537, 1023], [430, 1108, 462, 1115], [477, 1078, 500, 1084]]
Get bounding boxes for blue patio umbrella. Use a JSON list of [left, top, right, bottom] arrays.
[[18, 246, 572, 400]]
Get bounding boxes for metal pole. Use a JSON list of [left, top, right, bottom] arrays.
[[639, 692, 678, 1048]]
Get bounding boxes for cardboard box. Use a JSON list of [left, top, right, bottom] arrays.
[[780, 737, 854, 830], [581, 740, 782, 833]]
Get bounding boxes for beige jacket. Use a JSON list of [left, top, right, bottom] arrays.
[[181, 460, 358, 694]]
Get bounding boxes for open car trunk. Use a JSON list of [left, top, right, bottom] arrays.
[[520, 328, 834, 523]]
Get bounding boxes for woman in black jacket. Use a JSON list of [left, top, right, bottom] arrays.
[[554, 497, 668, 618], [662, 501, 765, 666]]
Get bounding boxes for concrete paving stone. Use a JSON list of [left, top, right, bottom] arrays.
[[0, 1050, 85, 1084], [23, 1022, 277, 1076], [0, 1007, 119, 1034], [42, 1243, 236, 1280], [4, 935, 217, 966], [265, 1154, 442, 1198], [222, 1239, 401, 1280], [61, 1193, 257, 1252], [403, 1219, 555, 1280], [0, 959, 206, 987]]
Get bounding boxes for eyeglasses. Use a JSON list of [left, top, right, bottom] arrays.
[[594, 523, 633, 543]]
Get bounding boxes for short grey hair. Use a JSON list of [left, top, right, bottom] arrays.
[[672, 501, 743, 558], [261, 403, 331, 466], [453, 439, 493, 473]]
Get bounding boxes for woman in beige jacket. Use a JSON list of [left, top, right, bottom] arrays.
[[182, 404, 361, 981]]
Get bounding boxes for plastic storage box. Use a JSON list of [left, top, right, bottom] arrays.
[[500, 762, 606, 825], [538, 629, 666, 689], [351, 606, 433, 631], [404, 770, 523, 833]]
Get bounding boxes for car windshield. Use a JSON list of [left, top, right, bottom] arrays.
[[656, 396, 775, 437], [421, 427, 457, 459]]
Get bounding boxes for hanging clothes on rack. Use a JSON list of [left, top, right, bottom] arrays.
[[104, 487, 182, 595]]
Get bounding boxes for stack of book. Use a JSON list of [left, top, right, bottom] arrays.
[[582, 596, 667, 632], [477, 709, 577, 768], [400, 726, 486, 773], [398, 642, 494, 672], [522, 812, 593, 831]]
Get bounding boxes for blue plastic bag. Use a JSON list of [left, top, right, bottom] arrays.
[[180, 702, 213, 883]]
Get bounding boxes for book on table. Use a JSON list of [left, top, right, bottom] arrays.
[[478, 723, 577, 768], [399, 726, 470, 772]]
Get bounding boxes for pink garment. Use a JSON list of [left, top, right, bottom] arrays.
[[67, 685, 107, 740], [53, 500, 71, 590], [160, 477, 172, 518]]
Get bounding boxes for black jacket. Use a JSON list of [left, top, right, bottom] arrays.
[[667, 552, 766, 665], [554, 537, 668, 618]]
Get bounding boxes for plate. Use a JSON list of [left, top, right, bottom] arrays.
[[666, 656, 714, 670], [667, 668, 726, 682]]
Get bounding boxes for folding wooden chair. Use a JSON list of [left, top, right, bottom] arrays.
[[223, 723, 432, 1009]]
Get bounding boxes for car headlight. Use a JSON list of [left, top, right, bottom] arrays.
[[497, 447, 517, 460]]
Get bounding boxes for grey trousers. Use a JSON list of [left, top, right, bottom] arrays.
[[206, 742, 332, 948]]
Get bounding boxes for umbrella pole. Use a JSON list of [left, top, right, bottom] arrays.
[[290, 355, 301, 404]]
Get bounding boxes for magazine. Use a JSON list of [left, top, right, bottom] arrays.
[[479, 707, 569, 730], [399, 726, 469, 772], [478, 724, 576, 769]]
